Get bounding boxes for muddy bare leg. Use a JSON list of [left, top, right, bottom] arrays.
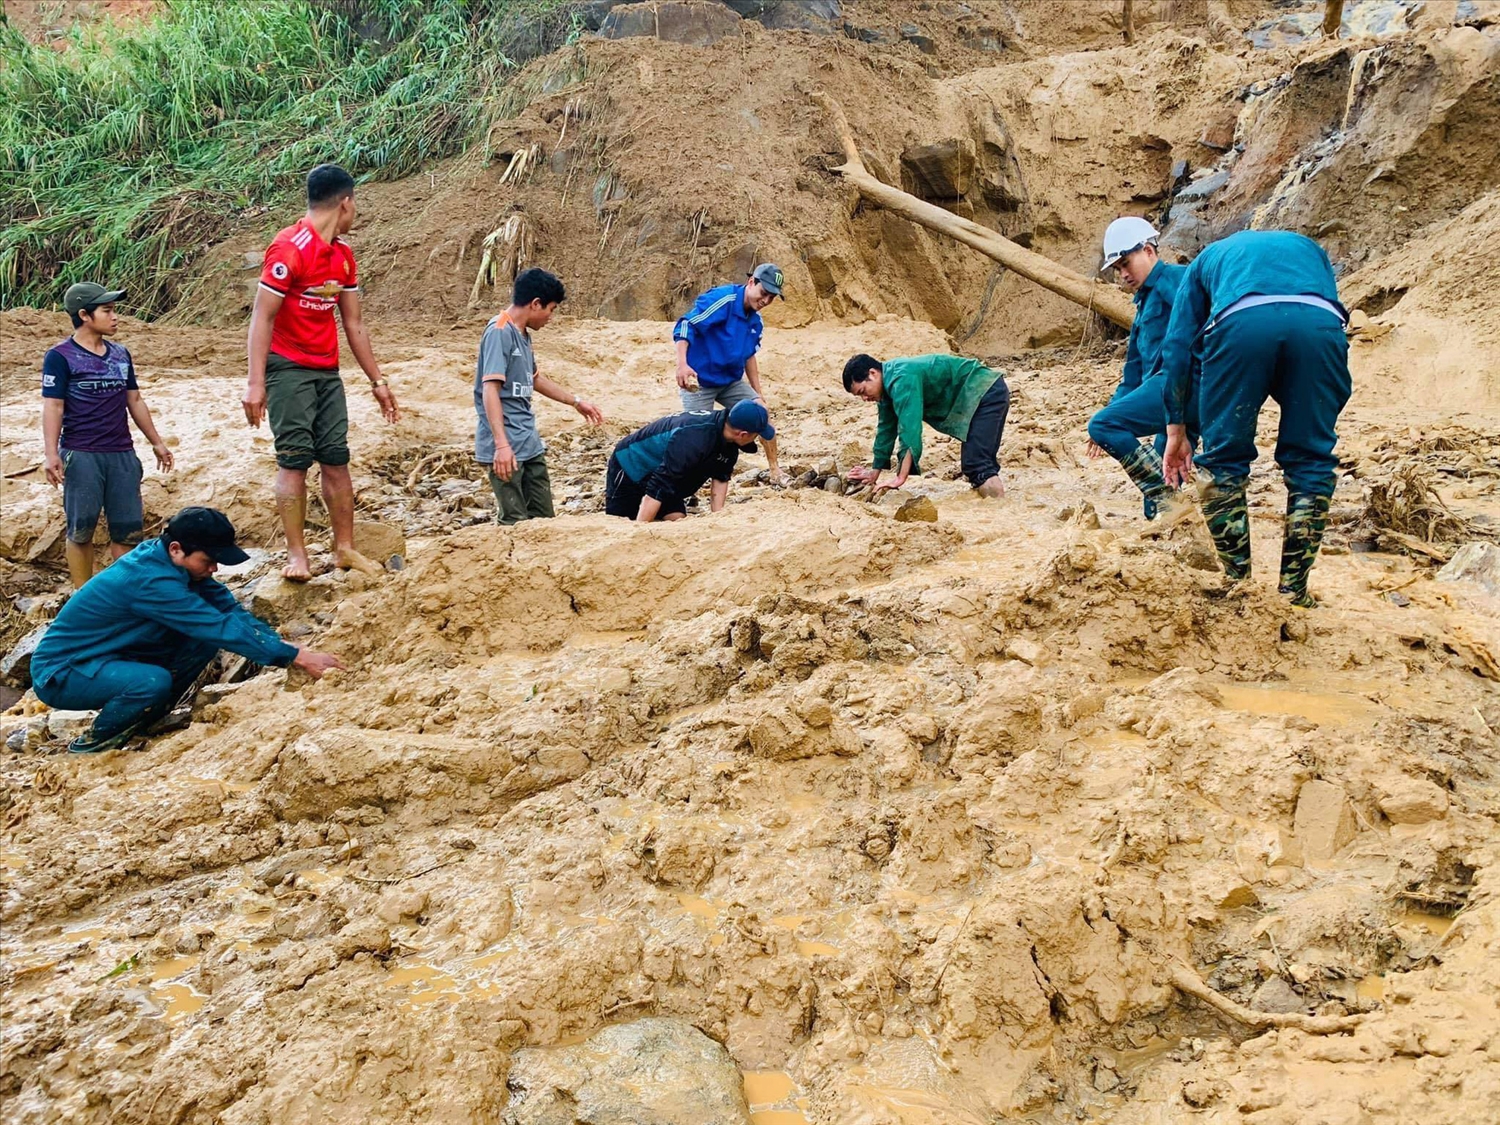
[[65, 540, 94, 589], [275, 468, 311, 581], [322, 463, 379, 574]]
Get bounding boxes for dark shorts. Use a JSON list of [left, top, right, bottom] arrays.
[[959, 376, 1010, 488], [265, 354, 349, 471], [62, 449, 144, 544], [487, 454, 555, 525], [604, 453, 686, 520]]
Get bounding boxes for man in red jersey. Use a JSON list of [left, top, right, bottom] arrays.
[[242, 163, 400, 581]]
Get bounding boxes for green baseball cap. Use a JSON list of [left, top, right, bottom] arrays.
[[63, 282, 126, 314], [749, 262, 785, 298]]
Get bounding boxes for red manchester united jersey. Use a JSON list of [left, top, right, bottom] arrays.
[[258, 219, 359, 369]]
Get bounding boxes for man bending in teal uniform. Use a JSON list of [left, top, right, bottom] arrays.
[[1086, 217, 1194, 519], [842, 353, 1010, 498], [1158, 229, 1351, 607]]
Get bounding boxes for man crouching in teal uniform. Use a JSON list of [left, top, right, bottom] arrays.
[[1158, 230, 1351, 607], [29, 507, 344, 753]]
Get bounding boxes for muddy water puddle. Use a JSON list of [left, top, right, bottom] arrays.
[[1213, 681, 1381, 725], [743, 1070, 811, 1124]]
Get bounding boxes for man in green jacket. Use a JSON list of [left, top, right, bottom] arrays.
[[842, 353, 1010, 498]]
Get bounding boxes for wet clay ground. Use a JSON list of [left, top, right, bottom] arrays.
[[2, 310, 1498, 1123]]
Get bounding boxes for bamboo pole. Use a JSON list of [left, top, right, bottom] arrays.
[[814, 92, 1136, 329]]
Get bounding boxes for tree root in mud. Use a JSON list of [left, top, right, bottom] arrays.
[[1168, 961, 1365, 1036], [1361, 462, 1496, 559]]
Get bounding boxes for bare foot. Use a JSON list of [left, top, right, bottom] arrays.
[[333, 547, 382, 576], [282, 550, 312, 582], [975, 476, 1005, 499]]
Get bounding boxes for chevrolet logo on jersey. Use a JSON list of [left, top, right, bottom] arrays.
[[305, 280, 343, 299]]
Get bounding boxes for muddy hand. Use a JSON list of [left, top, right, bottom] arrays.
[[243, 383, 267, 428], [45, 454, 64, 486], [373, 384, 401, 423]]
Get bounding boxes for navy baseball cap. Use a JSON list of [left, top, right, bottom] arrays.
[[163, 506, 251, 565], [727, 400, 775, 441], [749, 262, 784, 298]]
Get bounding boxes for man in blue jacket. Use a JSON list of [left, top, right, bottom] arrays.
[[605, 401, 773, 522], [30, 506, 344, 753], [673, 264, 784, 483], [1085, 218, 1192, 519], [1158, 230, 1351, 607]]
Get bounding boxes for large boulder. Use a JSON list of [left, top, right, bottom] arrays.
[[600, 1, 743, 47], [503, 1018, 751, 1125], [1, 624, 49, 690], [1436, 541, 1500, 598]]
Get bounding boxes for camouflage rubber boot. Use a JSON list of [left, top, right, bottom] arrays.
[[1277, 492, 1332, 608], [1196, 476, 1252, 581], [1118, 443, 1172, 519]]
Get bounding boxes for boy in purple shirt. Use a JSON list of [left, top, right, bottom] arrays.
[[42, 282, 174, 588]]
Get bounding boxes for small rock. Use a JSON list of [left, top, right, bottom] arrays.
[[191, 682, 244, 717], [1294, 779, 1357, 862], [332, 917, 391, 960], [352, 520, 406, 566], [1250, 976, 1305, 1014], [1376, 775, 1448, 825], [6, 726, 27, 752], [242, 250, 265, 270], [1003, 637, 1048, 667], [214, 549, 271, 581], [823, 476, 843, 494], [250, 573, 338, 627], [894, 496, 938, 523], [1, 625, 49, 690], [900, 22, 936, 52], [1176, 169, 1230, 202], [46, 710, 94, 740], [1436, 542, 1500, 598]]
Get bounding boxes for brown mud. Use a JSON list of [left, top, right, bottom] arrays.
[[4, 2, 1500, 1123]]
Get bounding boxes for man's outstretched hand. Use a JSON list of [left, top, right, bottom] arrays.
[[846, 466, 880, 485], [292, 647, 346, 680], [1162, 426, 1194, 489]]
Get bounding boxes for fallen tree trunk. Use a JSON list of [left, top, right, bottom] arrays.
[[814, 92, 1136, 329]]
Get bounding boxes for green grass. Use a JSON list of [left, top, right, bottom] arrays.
[[0, 0, 586, 317]]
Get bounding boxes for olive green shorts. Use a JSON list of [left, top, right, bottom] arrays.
[[265, 353, 349, 470]]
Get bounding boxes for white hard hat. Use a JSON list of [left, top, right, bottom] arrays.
[[1101, 216, 1160, 270]]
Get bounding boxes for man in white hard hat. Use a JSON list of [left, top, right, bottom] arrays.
[[1085, 216, 1192, 519]]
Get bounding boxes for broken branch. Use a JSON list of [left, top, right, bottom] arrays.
[[1168, 961, 1364, 1035]]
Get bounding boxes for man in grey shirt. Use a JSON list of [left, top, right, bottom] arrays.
[[473, 268, 603, 524]]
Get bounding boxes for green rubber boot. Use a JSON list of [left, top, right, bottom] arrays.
[[1278, 492, 1332, 608], [1197, 477, 1252, 582], [1118, 443, 1172, 519]]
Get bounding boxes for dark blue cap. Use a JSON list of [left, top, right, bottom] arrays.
[[727, 400, 775, 441]]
